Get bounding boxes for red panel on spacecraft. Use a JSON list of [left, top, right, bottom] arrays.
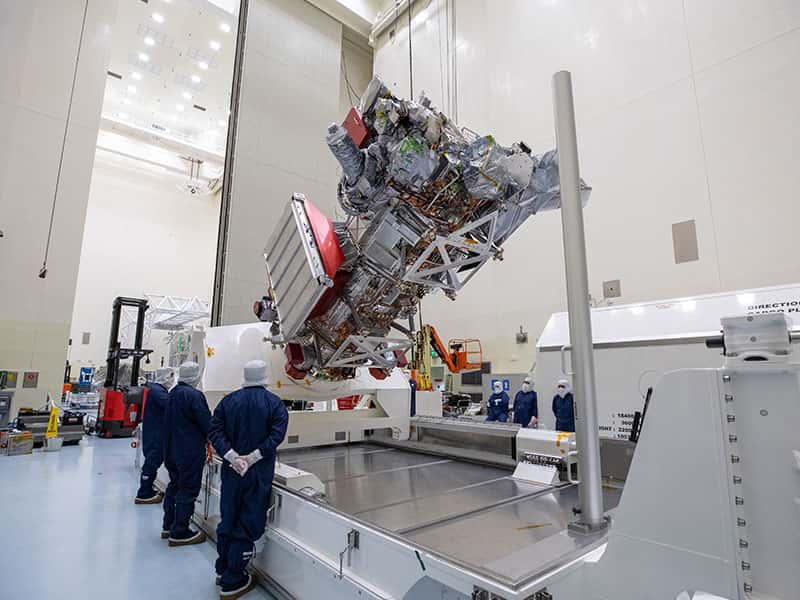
[[304, 198, 344, 279], [342, 106, 370, 148]]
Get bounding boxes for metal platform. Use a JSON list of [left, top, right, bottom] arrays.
[[278, 443, 622, 587]]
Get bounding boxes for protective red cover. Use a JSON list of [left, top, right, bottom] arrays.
[[336, 395, 359, 410], [343, 106, 370, 148], [304, 199, 344, 279]]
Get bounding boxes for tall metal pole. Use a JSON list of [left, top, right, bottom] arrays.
[[552, 71, 607, 532]]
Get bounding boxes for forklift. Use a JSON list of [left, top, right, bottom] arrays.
[[95, 297, 153, 438]]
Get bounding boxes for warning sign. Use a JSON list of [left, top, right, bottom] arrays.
[[45, 406, 59, 439]]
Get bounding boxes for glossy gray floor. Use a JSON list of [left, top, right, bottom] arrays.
[[0, 437, 274, 600]]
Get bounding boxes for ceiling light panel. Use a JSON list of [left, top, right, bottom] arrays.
[[152, 12, 165, 23], [185, 46, 216, 66], [175, 73, 206, 92], [128, 53, 162, 74], [102, 0, 236, 156], [136, 25, 173, 48]]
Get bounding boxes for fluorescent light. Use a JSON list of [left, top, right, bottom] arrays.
[[190, 74, 201, 83], [138, 52, 150, 62], [210, 40, 221, 51], [182, 91, 192, 100], [220, 22, 231, 33], [176, 103, 185, 111], [152, 13, 165, 23], [198, 61, 209, 70], [123, 98, 133, 106], [131, 71, 142, 80], [127, 85, 137, 94], [118, 112, 129, 120], [144, 37, 155, 47], [217, 119, 226, 127]]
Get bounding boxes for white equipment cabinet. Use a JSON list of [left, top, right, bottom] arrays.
[[545, 313, 800, 599], [536, 283, 800, 437]]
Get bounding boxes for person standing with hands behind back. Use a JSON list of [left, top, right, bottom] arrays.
[[209, 360, 289, 600], [552, 379, 575, 432]]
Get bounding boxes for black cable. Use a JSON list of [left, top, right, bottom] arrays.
[[40, 0, 90, 279], [407, 0, 414, 99], [340, 47, 360, 105]]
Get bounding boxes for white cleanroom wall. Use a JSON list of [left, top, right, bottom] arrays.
[[69, 152, 220, 372], [0, 0, 118, 418], [373, 0, 800, 374], [217, 0, 373, 325]]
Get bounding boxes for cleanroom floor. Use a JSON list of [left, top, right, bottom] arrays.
[[0, 437, 274, 600]]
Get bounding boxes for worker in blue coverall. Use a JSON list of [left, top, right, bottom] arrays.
[[486, 380, 510, 422], [163, 361, 211, 546], [512, 377, 538, 428], [552, 378, 576, 432], [134, 367, 174, 504], [209, 360, 289, 599]]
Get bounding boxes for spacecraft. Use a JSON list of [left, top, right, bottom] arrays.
[[261, 77, 590, 380]]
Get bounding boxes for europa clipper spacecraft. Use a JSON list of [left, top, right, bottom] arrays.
[[258, 77, 590, 381]]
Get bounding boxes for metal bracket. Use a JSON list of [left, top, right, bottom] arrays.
[[324, 335, 413, 369], [267, 493, 282, 524], [566, 450, 580, 484], [473, 588, 514, 600], [403, 211, 500, 292], [337, 529, 359, 579], [202, 461, 219, 519]]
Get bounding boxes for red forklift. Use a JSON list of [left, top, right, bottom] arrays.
[[95, 297, 153, 438]]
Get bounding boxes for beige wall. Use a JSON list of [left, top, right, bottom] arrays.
[[217, 0, 373, 325], [69, 151, 220, 373], [373, 0, 800, 373], [0, 0, 118, 418], [340, 33, 374, 116]]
